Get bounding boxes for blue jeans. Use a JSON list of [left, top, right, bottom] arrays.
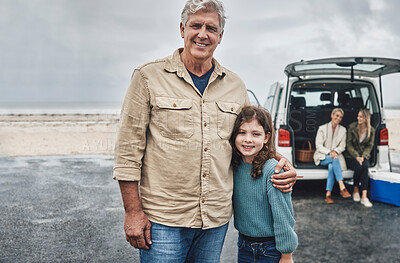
[[237, 234, 281, 263], [320, 155, 343, 191], [139, 221, 229, 263]]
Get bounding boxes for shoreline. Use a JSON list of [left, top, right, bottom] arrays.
[[1, 113, 400, 157]]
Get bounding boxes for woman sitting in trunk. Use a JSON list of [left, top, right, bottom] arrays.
[[314, 108, 351, 204], [344, 108, 375, 207]]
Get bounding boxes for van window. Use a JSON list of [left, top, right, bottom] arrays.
[[265, 82, 283, 127], [360, 87, 371, 111], [291, 89, 332, 107], [265, 82, 278, 112]]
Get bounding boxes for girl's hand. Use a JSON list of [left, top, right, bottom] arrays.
[[356, 156, 364, 165], [280, 253, 293, 263]]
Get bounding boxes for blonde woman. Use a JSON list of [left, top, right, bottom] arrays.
[[345, 109, 375, 207], [314, 108, 351, 204]]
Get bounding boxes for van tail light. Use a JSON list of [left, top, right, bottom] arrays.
[[278, 128, 291, 147], [380, 128, 389, 145]]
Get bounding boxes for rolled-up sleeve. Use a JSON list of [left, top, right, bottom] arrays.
[[113, 69, 150, 181]]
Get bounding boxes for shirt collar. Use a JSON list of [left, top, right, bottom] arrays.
[[164, 48, 226, 78]]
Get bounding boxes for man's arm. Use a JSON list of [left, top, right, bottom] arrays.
[[114, 69, 152, 249], [271, 152, 298, 193], [119, 181, 152, 250]]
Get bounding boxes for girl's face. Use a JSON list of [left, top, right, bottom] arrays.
[[235, 119, 270, 164], [357, 111, 366, 125]]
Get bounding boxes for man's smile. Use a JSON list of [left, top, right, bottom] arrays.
[[194, 41, 208, 47]]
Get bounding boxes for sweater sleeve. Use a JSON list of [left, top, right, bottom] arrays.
[[266, 168, 298, 254]]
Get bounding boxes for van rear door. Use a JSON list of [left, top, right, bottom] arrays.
[[284, 57, 400, 78]]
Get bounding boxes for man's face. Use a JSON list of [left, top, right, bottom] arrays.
[[180, 10, 223, 63]]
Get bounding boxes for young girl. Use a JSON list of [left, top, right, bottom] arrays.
[[230, 106, 298, 263]]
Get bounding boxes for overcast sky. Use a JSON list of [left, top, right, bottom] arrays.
[[1, 0, 400, 107]]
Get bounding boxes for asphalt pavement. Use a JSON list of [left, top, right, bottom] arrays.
[[1, 154, 400, 263]]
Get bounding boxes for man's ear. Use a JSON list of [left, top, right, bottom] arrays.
[[218, 30, 224, 44], [180, 22, 185, 38]]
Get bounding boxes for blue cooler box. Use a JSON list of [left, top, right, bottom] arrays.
[[370, 172, 400, 206]]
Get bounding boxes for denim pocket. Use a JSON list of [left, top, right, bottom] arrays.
[[260, 242, 281, 259]]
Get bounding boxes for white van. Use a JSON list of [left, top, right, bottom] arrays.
[[264, 57, 400, 180]]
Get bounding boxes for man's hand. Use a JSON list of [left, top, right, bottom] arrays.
[[124, 210, 152, 250], [119, 181, 152, 250], [271, 155, 298, 193]]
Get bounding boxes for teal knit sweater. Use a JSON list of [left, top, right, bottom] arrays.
[[233, 159, 298, 254]]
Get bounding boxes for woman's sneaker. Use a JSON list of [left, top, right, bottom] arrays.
[[353, 191, 361, 202], [361, 197, 373, 207]]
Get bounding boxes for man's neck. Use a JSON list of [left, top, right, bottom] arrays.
[[180, 51, 213, 76]]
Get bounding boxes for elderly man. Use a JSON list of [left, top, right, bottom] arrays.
[[113, 0, 296, 262]]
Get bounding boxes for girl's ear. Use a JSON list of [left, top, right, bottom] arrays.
[[264, 132, 271, 144]]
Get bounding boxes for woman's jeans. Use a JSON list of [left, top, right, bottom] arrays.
[[320, 155, 344, 191], [346, 158, 369, 191], [237, 233, 281, 263], [139, 221, 229, 263]]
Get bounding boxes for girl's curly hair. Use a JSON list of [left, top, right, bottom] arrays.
[[229, 106, 276, 178]]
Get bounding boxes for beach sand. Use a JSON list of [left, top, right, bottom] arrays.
[[1, 113, 400, 157], [0, 114, 119, 156]]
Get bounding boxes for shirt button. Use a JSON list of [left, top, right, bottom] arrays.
[[204, 122, 207, 127], [202, 199, 205, 203], [203, 173, 207, 177], [173, 103, 177, 107], [231, 107, 234, 111], [204, 147, 208, 152]]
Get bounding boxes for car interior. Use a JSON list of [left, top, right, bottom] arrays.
[[288, 81, 380, 168]]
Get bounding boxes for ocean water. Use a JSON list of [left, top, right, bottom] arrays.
[[1, 102, 399, 116], [384, 109, 400, 117], [0, 102, 122, 115]]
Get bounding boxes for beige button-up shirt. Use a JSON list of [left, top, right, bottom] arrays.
[[113, 48, 249, 229]]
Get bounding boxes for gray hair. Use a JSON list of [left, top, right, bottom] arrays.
[[181, 0, 227, 32], [331, 108, 344, 116]]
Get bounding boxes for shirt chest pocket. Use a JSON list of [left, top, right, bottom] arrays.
[[154, 97, 194, 139], [216, 101, 241, 139]]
